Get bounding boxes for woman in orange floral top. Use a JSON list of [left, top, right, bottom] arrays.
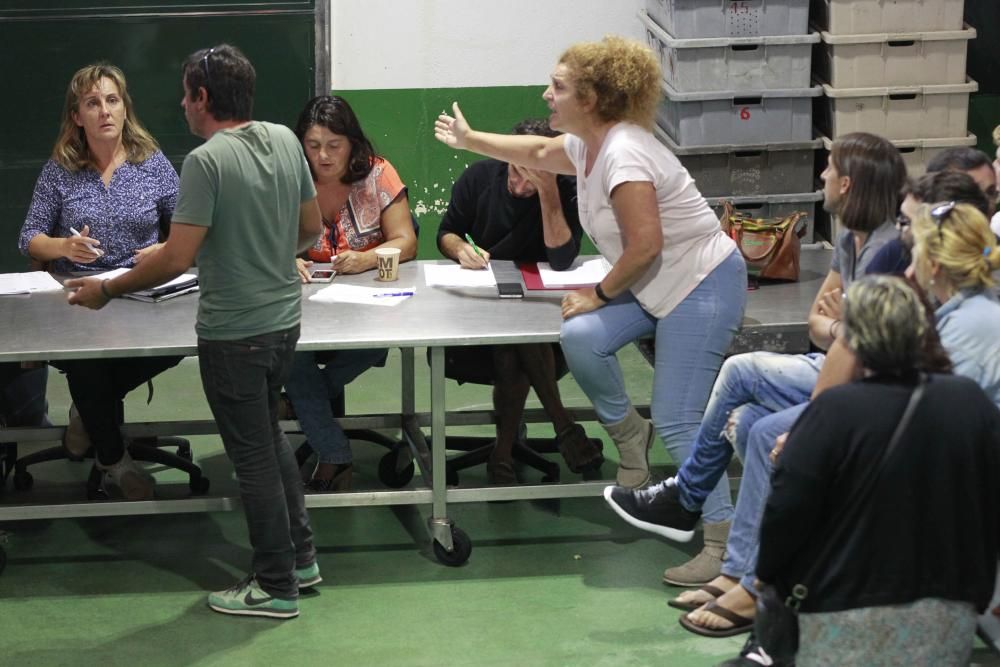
[[285, 95, 416, 492]]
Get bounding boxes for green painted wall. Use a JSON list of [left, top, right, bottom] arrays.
[[332, 86, 598, 259]]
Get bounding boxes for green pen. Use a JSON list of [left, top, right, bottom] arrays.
[[464, 233, 488, 266]]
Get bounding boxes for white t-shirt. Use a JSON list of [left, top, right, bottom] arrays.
[[563, 123, 735, 318]]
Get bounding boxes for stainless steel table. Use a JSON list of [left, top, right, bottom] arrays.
[[0, 249, 831, 567]]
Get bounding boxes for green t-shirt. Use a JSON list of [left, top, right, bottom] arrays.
[[173, 121, 316, 340]]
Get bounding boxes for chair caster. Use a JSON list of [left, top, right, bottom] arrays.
[[189, 475, 210, 495], [12, 469, 33, 492], [378, 450, 414, 488]]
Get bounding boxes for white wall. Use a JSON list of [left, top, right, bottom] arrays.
[[331, 0, 644, 90]]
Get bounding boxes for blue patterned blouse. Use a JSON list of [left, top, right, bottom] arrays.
[[19, 151, 179, 273]]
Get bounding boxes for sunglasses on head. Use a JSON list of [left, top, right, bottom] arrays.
[[200, 47, 216, 92], [929, 200, 958, 243]]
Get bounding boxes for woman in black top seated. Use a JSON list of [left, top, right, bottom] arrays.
[[757, 275, 1000, 666]]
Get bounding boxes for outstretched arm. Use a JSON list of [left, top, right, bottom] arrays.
[[434, 103, 575, 175]]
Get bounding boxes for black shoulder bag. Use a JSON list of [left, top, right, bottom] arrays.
[[755, 378, 926, 665]]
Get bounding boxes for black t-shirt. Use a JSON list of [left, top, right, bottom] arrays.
[[757, 373, 1000, 613], [436, 159, 582, 268]]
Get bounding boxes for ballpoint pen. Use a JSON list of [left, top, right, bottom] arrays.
[[69, 227, 104, 257], [464, 233, 488, 266], [373, 291, 415, 298]]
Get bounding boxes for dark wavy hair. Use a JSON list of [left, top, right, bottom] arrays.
[[831, 132, 907, 233], [294, 95, 377, 184]]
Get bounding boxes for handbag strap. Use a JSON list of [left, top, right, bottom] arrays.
[[787, 376, 927, 607]]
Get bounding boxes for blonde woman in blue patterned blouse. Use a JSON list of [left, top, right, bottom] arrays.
[[18, 63, 183, 501]]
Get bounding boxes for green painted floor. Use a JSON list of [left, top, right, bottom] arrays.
[[2, 351, 998, 666]]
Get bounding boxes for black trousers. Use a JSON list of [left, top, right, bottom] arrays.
[[49, 356, 183, 465]]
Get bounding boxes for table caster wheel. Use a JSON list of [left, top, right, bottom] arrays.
[[433, 526, 471, 566]]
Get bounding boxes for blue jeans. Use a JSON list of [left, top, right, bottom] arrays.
[[561, 250, 747, 523], [720, 402, 807, 593], [198, 325, 315, 599], [674, 351, 824, 512], [283, 348, 388, 464]]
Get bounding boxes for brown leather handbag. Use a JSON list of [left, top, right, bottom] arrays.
[[719, 201, 808, 282]]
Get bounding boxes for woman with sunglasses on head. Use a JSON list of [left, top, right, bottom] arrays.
[[905, 201, 1000, 403], [17, 63, 183, 500], [282, 95, 416, 492]]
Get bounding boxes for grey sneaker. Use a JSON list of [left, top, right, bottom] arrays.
[[295, 562, 323, 589], [97, 451, 153, 501], [208, 574, 299, 619]]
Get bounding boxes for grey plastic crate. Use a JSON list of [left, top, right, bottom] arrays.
[[657, 81, 821, 146], [818, 79, 977, 141], [645, 0, 810, 38], [655, 126, 819, 197], [810, 0, 965, 35], [707, 191, 823, 243], [641, 10, 818, 92]]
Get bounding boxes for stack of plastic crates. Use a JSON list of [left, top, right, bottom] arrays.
[[812, 0, 976, 178], [641, 0, 822, 241]]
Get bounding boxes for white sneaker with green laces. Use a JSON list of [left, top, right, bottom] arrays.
[[208, 574, 299, 619]]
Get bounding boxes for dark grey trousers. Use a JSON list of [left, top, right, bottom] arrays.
[[198, 324, 315, 599]]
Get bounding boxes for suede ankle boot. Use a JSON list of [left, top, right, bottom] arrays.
[[602, 407, 655, 489], [662, 520, 730, 586]]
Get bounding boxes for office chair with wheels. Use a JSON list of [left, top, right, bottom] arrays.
[[431, 345, 604, 486], [11, 414, 210, 498]]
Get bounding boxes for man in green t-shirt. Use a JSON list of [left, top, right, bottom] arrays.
[[68, 44, 323, 620]]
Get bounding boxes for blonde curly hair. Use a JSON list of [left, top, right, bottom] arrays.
[[558, 36, 662, 130], [911, 202, 999, 291]]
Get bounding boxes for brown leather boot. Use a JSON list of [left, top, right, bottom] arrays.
[[662, 520, 730, 586]]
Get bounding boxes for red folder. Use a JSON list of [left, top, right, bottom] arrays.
[[518, 262, 601, 290]]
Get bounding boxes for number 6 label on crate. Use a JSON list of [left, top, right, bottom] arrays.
[[740, 107, 751, 121]]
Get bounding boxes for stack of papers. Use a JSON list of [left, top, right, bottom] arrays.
[[309, 284, 416, 307], [0, 271, 65, 295]]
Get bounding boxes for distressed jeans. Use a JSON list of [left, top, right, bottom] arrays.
[[674, 351, 823, 514], [720, 402, 807, 593]]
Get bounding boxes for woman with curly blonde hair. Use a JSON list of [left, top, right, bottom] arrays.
[[435, 35, 747, 567]]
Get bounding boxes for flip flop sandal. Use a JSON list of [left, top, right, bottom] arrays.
[[667, 583, 726, 612], [678, 600, 754, 638]]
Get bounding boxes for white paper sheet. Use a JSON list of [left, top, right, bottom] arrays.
[[309, 284, 415, 307], [0, 271, 66, 295], [422, 263, 497, 288], [538, 258, 610, 288]]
